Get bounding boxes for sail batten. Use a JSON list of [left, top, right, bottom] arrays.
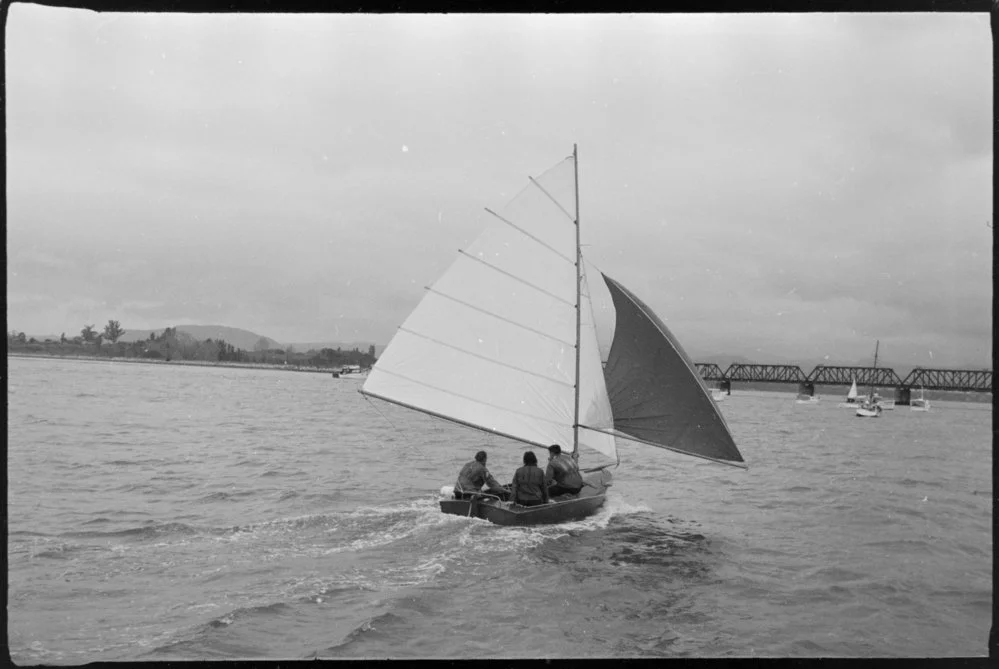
[[370, 368, 574, 428], [425, 287, 576, 348], [397, 327, 576, 388], [528, 176, 576, 223], [457, 250, 575, 306], [484, 208, 576, 265]]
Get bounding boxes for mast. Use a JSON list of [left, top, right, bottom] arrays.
[[572, 143, 582, 459], [870, 339, 880, 400]]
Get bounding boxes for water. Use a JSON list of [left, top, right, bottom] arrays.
[[7, 356, 991, 661]]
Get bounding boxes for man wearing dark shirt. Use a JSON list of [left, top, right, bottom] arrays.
[[511, 450, 549, 507], [454, 450, 509, 501], [546, 444, 584, 497]]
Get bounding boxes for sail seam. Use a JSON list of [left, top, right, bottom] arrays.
[[528, 176, 576, 223], [483, 208, 575, 265], [425, 287, 575, 348], [370, 367, 572, 427], [456, 250, 575, 307], [397, 326, 575, 388]]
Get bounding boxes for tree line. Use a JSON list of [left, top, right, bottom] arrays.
[[7, 321, 377, 369]]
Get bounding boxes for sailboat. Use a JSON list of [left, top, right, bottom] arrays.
[[856, 341, 883, 418], [910, 386, 931, 412], [360, 147, 746, 526], [837, 377, 859, 407]]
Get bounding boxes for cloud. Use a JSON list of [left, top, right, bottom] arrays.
[[5, 10, 991, 368]]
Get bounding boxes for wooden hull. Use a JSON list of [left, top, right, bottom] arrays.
[[440, 469, 612, 526], [855, 406, 882, 417]]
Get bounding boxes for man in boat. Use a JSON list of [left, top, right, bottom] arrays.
[[454, 450, 510, 501], [545, 444, 584, 497], [511, 451, 549, 507]]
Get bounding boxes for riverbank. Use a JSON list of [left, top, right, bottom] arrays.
[[7, 353, 342, 376]]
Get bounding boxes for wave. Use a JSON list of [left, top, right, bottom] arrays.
[[197, 490, 257, 503], [318, 611, 406, 657], [62, 521, 202, 540], [207, 601, 292, 629], [147, 602, 295, 659]]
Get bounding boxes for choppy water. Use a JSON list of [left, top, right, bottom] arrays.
[[7, 356, 992, 661]]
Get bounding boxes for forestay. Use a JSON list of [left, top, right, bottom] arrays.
[[361, 155, 618, 461]]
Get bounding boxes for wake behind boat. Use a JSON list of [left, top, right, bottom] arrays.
[[359, 146, 746, 526]]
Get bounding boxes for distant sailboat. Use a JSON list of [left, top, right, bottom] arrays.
[[910, 386, 931, 412], [856, 341, 883, 418], [838, 377, 859, 407], [360, 146, 746, 526]]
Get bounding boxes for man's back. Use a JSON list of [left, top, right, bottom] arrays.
[[456, 459, 495, 491], [546, 453, 583, 488]]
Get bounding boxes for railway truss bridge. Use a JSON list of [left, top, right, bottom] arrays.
[[694, 363, 992, 405]]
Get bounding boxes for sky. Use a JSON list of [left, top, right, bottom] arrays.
[[6, 10, 992, 368]]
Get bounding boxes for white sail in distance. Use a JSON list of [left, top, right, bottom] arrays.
[[362, 155, 616, 460]]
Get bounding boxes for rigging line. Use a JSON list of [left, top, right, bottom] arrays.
[[398, 327, 575, 389], [369, 367, 572, 428], [483, 208, 575, 265], [584, 425, 748, 470], [425, 287, 575, 348], [456, 250, 575, 307], [528, 176, 576, 223], [359, 393, 428, 462]]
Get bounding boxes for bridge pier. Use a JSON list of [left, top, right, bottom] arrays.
[[720, 380, 731, 396], [897, 387, 911, 406], [798, 381, 815, 397]]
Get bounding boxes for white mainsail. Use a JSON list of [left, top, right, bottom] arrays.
[[361, 154, 617, 460], [847, 378, 858, 400]]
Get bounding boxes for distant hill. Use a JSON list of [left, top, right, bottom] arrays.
[[114, 326, 386, 354], [118, 325, 282, 351]]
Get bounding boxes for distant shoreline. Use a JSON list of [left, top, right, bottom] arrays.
[[9, 352, 989, 402], [7, 352, 346, 376]]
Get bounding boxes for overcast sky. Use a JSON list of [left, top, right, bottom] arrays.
[[6, 10, 992, 367]]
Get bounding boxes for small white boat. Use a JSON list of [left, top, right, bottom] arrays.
[[911, 387, 931, 412], [712, 389, 727, 402], [855, 400, 882, 418], [838, 378, 860, 407], [795, 393, 819, 404], [333, 365, 370, 380]]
